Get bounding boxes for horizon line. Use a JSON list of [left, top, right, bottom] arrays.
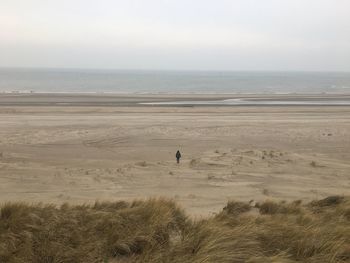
[[0, 66, 349, 74]]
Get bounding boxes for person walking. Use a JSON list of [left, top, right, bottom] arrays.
[[176, 150, 181, 164]]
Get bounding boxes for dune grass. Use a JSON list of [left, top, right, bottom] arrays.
[[0, 196, 349, 262]]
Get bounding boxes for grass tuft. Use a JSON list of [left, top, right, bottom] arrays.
[[310, 195, 344, 207], [222, 201, 251, 215], [0, 196, 349, 262]]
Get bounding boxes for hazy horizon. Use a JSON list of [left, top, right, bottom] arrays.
[[1, 0, 349, 71], [1, 66, 350, 73]]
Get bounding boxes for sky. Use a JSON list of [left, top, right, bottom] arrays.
[[0, 0, 349, 71]]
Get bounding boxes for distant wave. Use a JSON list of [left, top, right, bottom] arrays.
[[140, 98, 350, 106]]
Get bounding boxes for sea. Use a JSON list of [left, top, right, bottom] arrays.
[[1, 68, 350, 94]]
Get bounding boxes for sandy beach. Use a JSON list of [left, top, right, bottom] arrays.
[[0, 94, 349, 216]]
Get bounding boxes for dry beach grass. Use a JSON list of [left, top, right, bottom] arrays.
[[1, 196, 350, 262]]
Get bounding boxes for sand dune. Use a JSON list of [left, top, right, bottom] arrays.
[[0, 102, 349, 216]]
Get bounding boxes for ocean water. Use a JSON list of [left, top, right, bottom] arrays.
[[0, 68, 350, 94]]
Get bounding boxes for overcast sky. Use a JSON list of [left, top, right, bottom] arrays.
[[1, 0, 349, 71]]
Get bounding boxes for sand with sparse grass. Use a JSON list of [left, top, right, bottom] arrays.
[[0, 96, 349, 216], [1, 94, 350, 262]]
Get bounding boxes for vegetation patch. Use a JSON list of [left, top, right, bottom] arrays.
[[0, 196, 350, 262]]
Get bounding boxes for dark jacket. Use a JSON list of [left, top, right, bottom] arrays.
[[176, 151, 181, 159]]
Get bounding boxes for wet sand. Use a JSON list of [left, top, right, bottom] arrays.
[[0, 94, 349, 216]]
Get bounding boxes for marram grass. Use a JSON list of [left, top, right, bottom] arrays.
[[0, 196, 349, 262]]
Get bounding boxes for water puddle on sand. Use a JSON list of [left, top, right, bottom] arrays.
[[140, 98, 350, 106]]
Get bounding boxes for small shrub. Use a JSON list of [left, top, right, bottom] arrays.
[[258, 201, 280, 214], [310, 161, 317, 167], [258, 200, 302, 215], [311, 195, 344, 207], [222, 201, 251, 215]]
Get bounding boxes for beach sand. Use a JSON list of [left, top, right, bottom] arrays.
[[0, 94, 349, 216]]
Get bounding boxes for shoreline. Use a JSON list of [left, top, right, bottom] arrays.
[[1, 93, 350, 107]]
